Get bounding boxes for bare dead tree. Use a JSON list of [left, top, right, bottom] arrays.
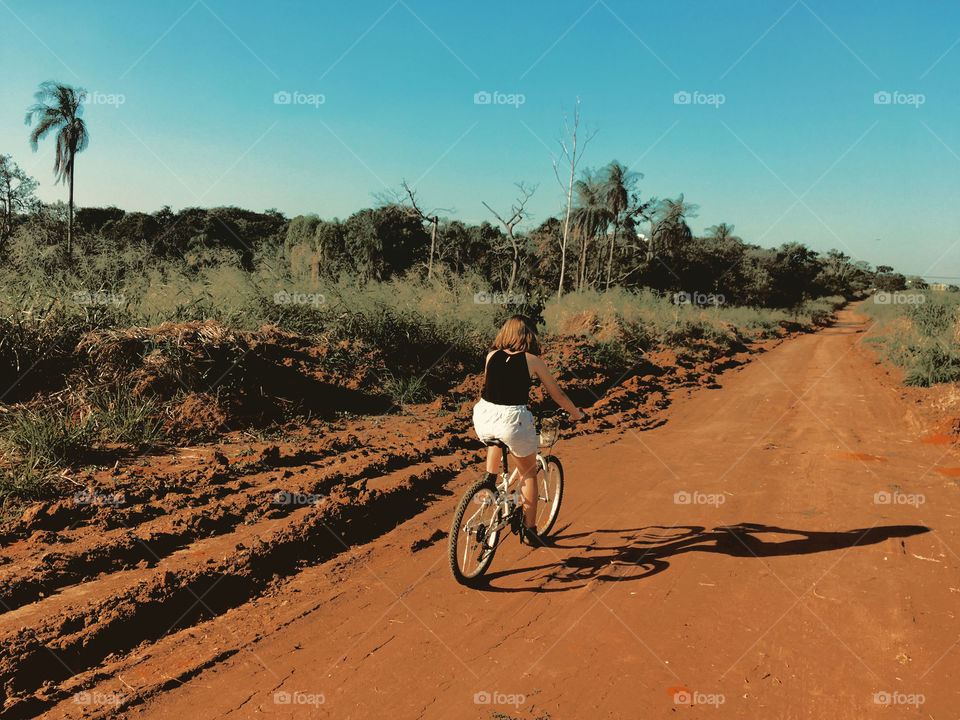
[[395, 180, 448, 280], [482, 182, 537, 294], [553, 98, 595, 298], [374, 180, 452, 279]]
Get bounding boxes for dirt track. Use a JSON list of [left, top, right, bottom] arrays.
[[13, 305, 960, 718]]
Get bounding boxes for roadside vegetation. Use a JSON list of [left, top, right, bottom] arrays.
[[864, 291, 960, 386]]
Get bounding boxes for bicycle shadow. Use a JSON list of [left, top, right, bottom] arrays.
[[474, 522, 930, 593]]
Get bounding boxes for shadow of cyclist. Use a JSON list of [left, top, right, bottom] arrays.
[[474, 522, 929, 593]]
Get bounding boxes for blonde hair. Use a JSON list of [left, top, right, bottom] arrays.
[[491, 315, 541, 356]]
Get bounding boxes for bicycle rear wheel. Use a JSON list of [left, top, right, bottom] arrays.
[[449, 475, 501, 584], [534, 455, 563, 536]]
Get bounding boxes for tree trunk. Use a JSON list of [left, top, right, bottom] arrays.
[[605, 221, 619, 291], [67, 154, 75, 256], [427, 218, 437, 279], [1, 176, 8, 239], [573, 230, 581, 293], [1, 193, 9, 240], [557, 236, 567, 296], [558, 181, 573, 298], [577, 234, 588, 292], [507, 233, 518, 295], [593, 233, 603, 286]]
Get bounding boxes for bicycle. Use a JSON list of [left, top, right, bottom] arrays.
[[448, 412, 568, 585]]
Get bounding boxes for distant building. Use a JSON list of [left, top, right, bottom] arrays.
[[929, 283, 948, 292]]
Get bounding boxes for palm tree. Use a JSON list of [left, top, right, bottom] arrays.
[[25, 81, 89, 255], [651, 195, 698, 259], [570, 171, 610, 292], [704, 222, 740, 243], [600, 160, 642, 290]]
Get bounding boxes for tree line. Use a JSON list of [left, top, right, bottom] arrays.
[[0, 80, 921, 308]]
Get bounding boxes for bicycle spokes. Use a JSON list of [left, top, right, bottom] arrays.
[[534, 459, 563, 535], [456, 488, 499, 575]]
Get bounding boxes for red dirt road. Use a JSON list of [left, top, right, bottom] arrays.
[[53, 308, 960, 717]]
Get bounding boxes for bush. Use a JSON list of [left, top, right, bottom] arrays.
[[87, 386, 163, 449], [903, 346, 960, 387], [863, 292, 960, 387], [382, 373, 433, 407], [0, 457, 60, 510], [1, 403, 95, 468]]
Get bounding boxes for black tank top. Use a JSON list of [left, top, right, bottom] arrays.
[[481, 350, 531, 406]]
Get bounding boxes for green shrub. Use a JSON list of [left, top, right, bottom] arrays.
[[583, 339, 630, 370], [903, 345, 960, 386], [382, 373, 433, 406], [0, 456, 60, 508], [1, 404, 94, 468], [87, 386, 163, 449], [863, 291, 960, 387], [909, 301, 955, 337]]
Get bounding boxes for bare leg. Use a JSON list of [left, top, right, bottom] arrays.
[[485, 446, 502, 474], [513, 453, 539, 528]]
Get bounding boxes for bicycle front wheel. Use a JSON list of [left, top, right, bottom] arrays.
[[449, 475, 501, 584], [534, 455, 564, 536]]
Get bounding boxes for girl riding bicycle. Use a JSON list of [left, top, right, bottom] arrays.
[[473, 315, 584, 547]]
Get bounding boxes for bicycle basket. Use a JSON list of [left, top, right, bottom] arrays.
[[538, 416, 560, 447]]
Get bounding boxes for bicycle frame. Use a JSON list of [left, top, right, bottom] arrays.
[[469, 447, 549, 543]]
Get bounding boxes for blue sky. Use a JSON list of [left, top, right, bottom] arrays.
[[1, 0, 959, 278]]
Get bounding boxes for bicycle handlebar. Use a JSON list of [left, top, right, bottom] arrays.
[[536, 409, 588, 429]]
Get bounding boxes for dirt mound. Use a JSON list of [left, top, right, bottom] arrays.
[[164, 392, 230, 438], [77, 320, 249, 397], [67, 321, 393, 433], [553, 309, 622, 341]]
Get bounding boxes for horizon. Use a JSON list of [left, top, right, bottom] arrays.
[[2, 0, 959, 279]]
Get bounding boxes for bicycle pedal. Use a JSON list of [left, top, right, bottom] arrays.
[[519, 526, 547, 548]]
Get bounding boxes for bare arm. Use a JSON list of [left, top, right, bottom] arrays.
[[526, 354, 584, 420]]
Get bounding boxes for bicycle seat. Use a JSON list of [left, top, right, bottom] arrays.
[[483, 439, 509, 451]]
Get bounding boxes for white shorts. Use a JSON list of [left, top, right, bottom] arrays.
[[473, 398, 538, 458]]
